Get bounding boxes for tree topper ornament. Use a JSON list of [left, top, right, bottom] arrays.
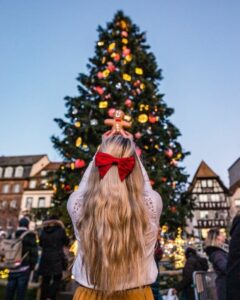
[[104, 110, 132, 132]]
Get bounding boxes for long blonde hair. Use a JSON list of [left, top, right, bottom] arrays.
[[77, 135, 149, 293]]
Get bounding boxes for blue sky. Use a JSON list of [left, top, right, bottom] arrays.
[[0, 1, 239, 185]]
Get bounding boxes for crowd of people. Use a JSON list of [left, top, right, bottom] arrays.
[[1, 130, 240, 300]]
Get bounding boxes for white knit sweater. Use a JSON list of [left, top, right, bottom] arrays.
[[67, 155, 162, 290]]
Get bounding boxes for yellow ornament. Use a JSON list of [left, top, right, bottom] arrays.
[[97, 41, 104, 46], [71, 163, 75, 170], [144, 145, 149, 150], [125, 54, 132, 62], [140, 83, 145, 90], [154, 144, 159, 150], [74, 185, 79, 191], [176, 153, 182, 160], [74, 121, 81, 128], [123, 73, 131, 81], [120, 20, 127, 29], [138, 114, 148, 123], [123, 115, 132, 122], [75, 137, 82, 147], [122, 38, 128, 44], [82, 144, 88, 151], [102, 69, 110, 78], [135, 68, 143, 75], [99, 101, 108, 108], [162, 225, 168, 233], [108, 42, 116, 51], [61, 166, 65, 170], [102, 57, 106, 64]]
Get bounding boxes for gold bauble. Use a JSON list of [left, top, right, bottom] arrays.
[[71, 163, 75, 170], [140, 83, 145, 90], [102, 69, 110, 77], [74, 185, 79, 191], [102, 57, 106, 64], [138, 114, 148, 123], [123, 73, 131, 81], [108, 42, 116, 51], [120, 20, 127, 29], [74, 121, 81, 128], [122, 38, 128, 44], [99, 101, 108, 108], [125, 54, 132, 62], [135, 67, 143, 75], [75, 137, 82, 147]]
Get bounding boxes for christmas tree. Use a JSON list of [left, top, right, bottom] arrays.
[[51, 11, 192, 234]]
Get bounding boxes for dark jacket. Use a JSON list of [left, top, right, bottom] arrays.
[[205, 246, 228, 300], [226, 215, 240, 300], [38, 220, 69, 276], [14, 227, 38, 270], [175, 253, 208, 300]]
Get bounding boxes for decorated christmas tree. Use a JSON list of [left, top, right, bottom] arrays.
[[50, 11, 192, 234]]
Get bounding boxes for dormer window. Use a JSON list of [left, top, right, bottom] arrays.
[[15, 166, 24, 177], [4, 167, 13, 178]]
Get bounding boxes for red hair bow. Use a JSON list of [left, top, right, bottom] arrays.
[[95, 152, 135, 181]]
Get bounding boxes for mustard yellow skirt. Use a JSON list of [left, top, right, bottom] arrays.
[[73, 285, 154, 300]]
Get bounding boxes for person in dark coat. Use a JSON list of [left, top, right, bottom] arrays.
[[38, 215, 69, 300], [173, 247, 208, 300], [226, 213, 240, 300], [205, 228, 228, 300], [5, 217, 38, 300]]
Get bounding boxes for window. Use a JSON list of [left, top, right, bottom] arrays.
[[207, 180, 213, 187], [25, 197, 33, 209], [2, 184, 10, 193], [2, 201, 8, 209], [199, 194, 208, 202], [41, 170, 47, 176], [201, 180, 207, 188], [200, 211, 209, 219], [13, 184, 21, 193], [10, 200, 17, 209], [4, 167, 13, 178], [38, 197, 45, 208], [15, 166, 24, 178], [0, 167, 3, 178], [29, 180, 36, 189]]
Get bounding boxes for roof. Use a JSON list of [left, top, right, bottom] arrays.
[[0, 155, 46, 167], [228, 157, 240, 171], [229, 179, 240, 195], [190, 160, 229, 193], [43, 162, 62, 171]]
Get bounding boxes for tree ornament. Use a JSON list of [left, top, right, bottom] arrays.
[[74, 185, 78, 191], [120, 20, 127, 30], [97, 72, 104, 79], [99, 101, 108, 108], [90, 119, 98, 126], [161, 177, 167, 182], [72, 108, 78, 115], [111, 52, 121, 61], [170, 206, 177, 213], [94, 86, 104, 95], [108, 108, 116, 117], [107, 62, 116, 72], [138, 114, 148, 123], [144, 145, 149, 150], [170, 159, 177, 166], [116, 82, 122, 89], [136, 88, 141, 95], [176, 153, 182, 160], [75, 159, 86, 169], [102, 69, 110, 77], [74, 121, 81, 128], [122, 47, 131, 57], [147, 127, 152, 134], [97, 41, 104, 46], [102, 57, 106, 64], [140, 83, 145, 90], [165, 148, 173, 158], [124, 98, 132, 108], [123, 73, 131, 81], [64, 184, 71, 191], [149, 115, 158, 123], [123, 115, 132, 122], [108, 42, 116, 52], [135, 132, 142, 139], [150, 179, 155, 186], [105, 93, 111, 100], [121, 30, 128, 37], [125, 54, 132, 62], [134, 80, 141, 87], [122, 38, 128, 44], [75, 137, 82, 147], [81, 144, 89, 152], [70, 162, 75, 170], [135, 147, 142, 156], [104, 110, 132, 132], [135, 67, 143, 75]]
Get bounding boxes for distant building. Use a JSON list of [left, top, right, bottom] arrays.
[[187, 161, 230, 239], [0, 155, 61, 232], [228, 158, 240, 216]]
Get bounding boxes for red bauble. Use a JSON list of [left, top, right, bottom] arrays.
[[165, 148, 173, 158], [113, 53, 121, 61], [149, 115, 157, 123], [161, 177, 167, 183], [64, 184, 71, 191], [124, 99, 132, 108], [170, 206, 177, 213], [105, 93, 111, 100], [135, 147, 142, 157], [121, 31, 128, 37], [108, 108, 116, 117], [107, 62, 116, 72], [94, 86, 104, 95], [150, 179, 155, 186], [97, 72, 104, 79], [75, 159, 86, 169], [122, 47, 131, 57], [134, 132, 142, 139], [133, 80, 141, 87]]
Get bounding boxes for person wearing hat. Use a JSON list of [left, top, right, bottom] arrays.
[[5, 217, 38, 300]]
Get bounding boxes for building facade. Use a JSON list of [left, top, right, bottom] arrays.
[[187, 161, 230, 238], [228, 157, 240, 217], [0, 155, 61, 232]]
